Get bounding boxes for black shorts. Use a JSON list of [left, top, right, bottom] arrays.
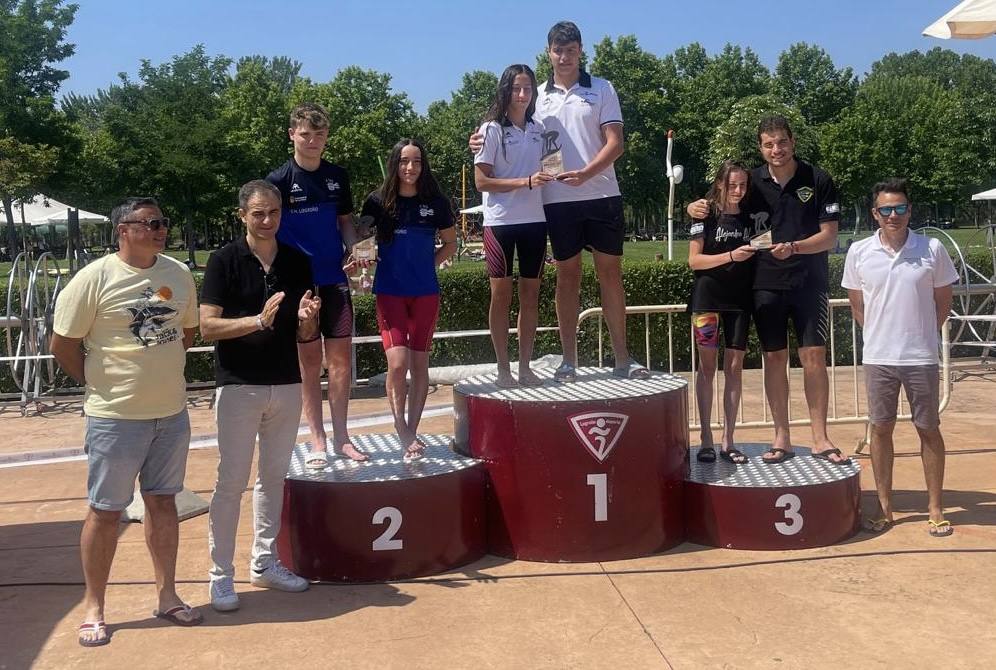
[[544, 196, 625, 261], [753, 287, 829, 351], [317, 283, 354, 339], [692, 311, 751, 351], [483, 222, 547, 279]]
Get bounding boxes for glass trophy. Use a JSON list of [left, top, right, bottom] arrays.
[[749, 229, 773, 250], [540, 130, 564, 176]]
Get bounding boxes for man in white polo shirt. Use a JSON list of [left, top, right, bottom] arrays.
[[471, 21, 649, 382], [842, 178, 958, 537]]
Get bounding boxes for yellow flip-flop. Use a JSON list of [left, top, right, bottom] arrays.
[[927, 519, 954, 537]]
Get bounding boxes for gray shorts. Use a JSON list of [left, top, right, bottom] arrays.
[[84, 409, 191, 511], [865, 364, 940, 430]]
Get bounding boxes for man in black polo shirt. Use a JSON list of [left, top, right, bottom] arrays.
[[199, 180, 322, 611], [689, 116, 847, 465]]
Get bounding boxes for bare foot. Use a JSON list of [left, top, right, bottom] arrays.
[[495, 370, 517, 388], [333, 440, 369, 462], [517, 367, 544, 387]]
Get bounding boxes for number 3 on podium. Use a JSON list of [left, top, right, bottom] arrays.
[[587, 473, 608, 522], [774, 493, 803, 536]]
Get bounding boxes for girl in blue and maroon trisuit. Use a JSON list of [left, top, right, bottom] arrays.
[[362, 139, 457, 460]]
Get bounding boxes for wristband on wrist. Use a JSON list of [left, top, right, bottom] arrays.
[[729, 251, 734, 262], [790, 241, 799, 255], [528, 176, 532, 190], [256, 315, 265, 331]]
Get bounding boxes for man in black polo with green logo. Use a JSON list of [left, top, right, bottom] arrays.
[[689, 115, 847, 465]]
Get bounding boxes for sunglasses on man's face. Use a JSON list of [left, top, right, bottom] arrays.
[[875, 205, 909, 217], [121, 217, 171, 231]]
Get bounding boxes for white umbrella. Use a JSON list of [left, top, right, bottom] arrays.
[[971, 187, 996, 201], [923, 0, 996, 39]]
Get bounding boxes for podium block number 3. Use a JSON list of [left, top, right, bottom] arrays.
[[372, 506, 404, 551], [774, 493, 803, 536], [587, 473, 608, 522]]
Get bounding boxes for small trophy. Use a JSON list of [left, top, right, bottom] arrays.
[[353, 235, 377, 262], [749, 229, 773, 250], [540, 130, 564, 176]]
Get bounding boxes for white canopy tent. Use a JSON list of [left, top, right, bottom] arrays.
[[0, 195, 108, 228], [971, 187, 996, 201], [923, 0, 996, 39]]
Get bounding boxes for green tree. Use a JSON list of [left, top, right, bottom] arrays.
[[422, 70, 497, 205], [820, 75, 977, 222], [0, 0, 77, 254], [773, 43, 857, 126], [869, 48, 996, 187], [707, 95, 816, 176], [222, 56, 303, 186], [663, 43, 771, 196], [99, 46, 234, 264], [590, 35, 674, 232]]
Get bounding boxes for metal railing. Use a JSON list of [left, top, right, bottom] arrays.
[[576, 300, 955, 452]]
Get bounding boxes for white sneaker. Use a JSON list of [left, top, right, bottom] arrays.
[[250, 562, 309, 592], [210, 577, 240, 611]]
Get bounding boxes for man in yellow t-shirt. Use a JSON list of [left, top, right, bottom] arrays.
[[51, 197, 201, 647]]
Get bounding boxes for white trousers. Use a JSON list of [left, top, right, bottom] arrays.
[[208, 383, 302, 580]]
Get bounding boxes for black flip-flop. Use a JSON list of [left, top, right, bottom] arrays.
[[720, 448, 749, 464], [762, 448, 796, 464], [153, 604, 203, 627], [696, 446, 716, 463], [812, 448, 851, 465]]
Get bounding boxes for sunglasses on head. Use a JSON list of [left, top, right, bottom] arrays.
[[121, 217, 171, 231], [875, 205, 909, 217]]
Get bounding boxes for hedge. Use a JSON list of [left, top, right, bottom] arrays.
[[2, 249, 994, 392]]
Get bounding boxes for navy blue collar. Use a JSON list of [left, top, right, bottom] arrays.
[[544, 70, 592, 93]]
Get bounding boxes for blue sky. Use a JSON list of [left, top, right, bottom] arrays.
[[63, 0, 994, 112]]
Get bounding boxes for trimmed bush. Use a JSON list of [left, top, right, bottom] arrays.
[[2, 247, 993, 392]]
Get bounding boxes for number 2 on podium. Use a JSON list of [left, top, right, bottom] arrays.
[[372, 506, 403, 550], [587, 473, 608, 522]]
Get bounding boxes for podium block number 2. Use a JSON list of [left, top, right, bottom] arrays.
[[372, 506, 404, 551], [587, 473, 608, 522], [774, 493, 803, 536]]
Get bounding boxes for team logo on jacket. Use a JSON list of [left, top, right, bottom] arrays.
[[569, 411, 629, 462], [796, 186, 814, 203], [419, 205, 434, 218], [326, 179, 340, 192]]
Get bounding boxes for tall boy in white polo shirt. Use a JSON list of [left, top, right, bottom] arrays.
[[842, 178, 958, 537], [471, 21, 649, 383]]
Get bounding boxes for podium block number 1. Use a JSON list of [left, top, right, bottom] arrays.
[[372, 506, 404, 551], [587, 473, 608, 522]]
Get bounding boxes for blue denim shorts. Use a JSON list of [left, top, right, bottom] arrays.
[[84, 409, 191, 511]]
